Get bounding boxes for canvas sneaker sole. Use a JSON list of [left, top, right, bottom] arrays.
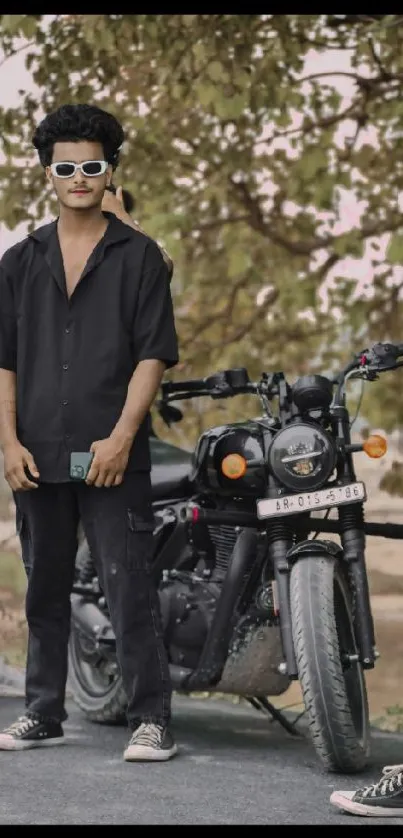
[[0, 735, 65, 751], [330, 789, 403, 818], [123, 742, 178, 762]]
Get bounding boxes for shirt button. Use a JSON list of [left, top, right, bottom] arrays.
[[62, 400, 69, 406], [63, 364, 69, 370], [65, 327, 71, 334], [65, 433, 71, 440]]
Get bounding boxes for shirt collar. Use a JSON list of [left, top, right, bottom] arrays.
[[29, 211, 134, 246], [28, 212, 134, 297]]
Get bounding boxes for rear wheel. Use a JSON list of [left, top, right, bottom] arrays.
[[68, 628, 127, 724], [290, 554, 370, 773], [68, 540, 127, 724]]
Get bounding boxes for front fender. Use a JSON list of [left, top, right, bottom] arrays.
[[287, 538, 343, 564]]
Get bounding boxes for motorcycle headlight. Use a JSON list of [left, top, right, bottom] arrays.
[[268, 423, 336, 491]]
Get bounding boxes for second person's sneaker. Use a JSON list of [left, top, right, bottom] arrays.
[[0, 714, 64, 750], [123, 722, 178, 761], [330, 764, 403, 817]]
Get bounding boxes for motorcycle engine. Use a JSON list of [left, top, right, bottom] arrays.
[[158, 525, 238, 669]]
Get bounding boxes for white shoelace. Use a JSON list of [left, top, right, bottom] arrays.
[[129, 722, 163, 749], [359, 764, 403, 798], [4, 716, 36, 736]]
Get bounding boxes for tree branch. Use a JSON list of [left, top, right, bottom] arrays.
[[193, 214, 251, 233], [230, 177, 403, 259], [0, 40, 36, 70], [206, 292, 278, 350], [298, 71, 364, 84], [228, 177, 318, 255], [254, 102, 359, 147]]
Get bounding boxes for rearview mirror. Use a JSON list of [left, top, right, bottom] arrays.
[[157, 401, 184, 426]]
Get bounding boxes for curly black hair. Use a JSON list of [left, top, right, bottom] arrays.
[[32, 103, 125, 170]]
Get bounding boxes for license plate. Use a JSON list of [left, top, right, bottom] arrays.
[[256, 481, 366, 519]]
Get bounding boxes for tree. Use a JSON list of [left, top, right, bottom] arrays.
[[1, 14, 403, 451]]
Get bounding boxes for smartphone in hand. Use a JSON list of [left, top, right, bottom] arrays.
[[70, 452, 94, 481]]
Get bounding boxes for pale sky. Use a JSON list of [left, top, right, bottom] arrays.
[[0, 29, 401, 315]]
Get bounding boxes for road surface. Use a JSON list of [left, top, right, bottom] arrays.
[[0, 691, 402, 824]]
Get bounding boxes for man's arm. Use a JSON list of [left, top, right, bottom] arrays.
[[0, 262, 19, 450], [111, 359, 166, 446], [86, 248, 179, 488], [0, 260, 39, 489], [0, 369, 18, 450]]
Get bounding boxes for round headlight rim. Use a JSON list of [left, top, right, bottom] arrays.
[[268, 422, 336, 492]]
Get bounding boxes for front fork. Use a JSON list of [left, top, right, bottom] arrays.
[[266, 522, 299, 678], [266, 500, 376, 678], [339, 502, 376, 669]]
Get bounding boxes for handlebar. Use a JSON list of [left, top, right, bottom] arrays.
[[161, 367, 254, 399], [160, 343, 403, 409], [162, 378, 208, 394]]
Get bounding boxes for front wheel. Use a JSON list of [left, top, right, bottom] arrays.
[[290, 554, 370, 773]]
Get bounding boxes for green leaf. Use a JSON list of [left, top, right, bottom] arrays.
[[197, 84, 216, 108], [20, 15, 40, 39], [228, 249, 251, 278], [312, 179, 334, 211], [215, 93, 247, 119], [333, 232, 364, 258], [298, 148, 328, 181], [1, 14, 25, 35], [207, 61, 223, 83], [386, 233, 403, 264]]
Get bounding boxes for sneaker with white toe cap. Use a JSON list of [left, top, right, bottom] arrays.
[[123, 722, 178, 762], [330, 764, 403, 817], [0, 714, 64, 750]]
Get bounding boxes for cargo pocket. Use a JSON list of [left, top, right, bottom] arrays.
[[126, 510, 155, 572]]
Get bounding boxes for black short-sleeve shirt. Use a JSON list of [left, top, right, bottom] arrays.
[[0, 212, 179, 481]]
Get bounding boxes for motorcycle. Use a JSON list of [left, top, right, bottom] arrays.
[[68, 341, 403, 773]]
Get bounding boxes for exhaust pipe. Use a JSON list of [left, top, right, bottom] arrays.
[[184, 527, 259, 690]]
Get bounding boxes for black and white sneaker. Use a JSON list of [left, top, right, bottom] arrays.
[[0, 715, 64, 750], [330, 764, 403, 817], [123, 722, 178, 762]]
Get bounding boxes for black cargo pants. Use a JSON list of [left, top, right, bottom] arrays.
[[13, 472, 172, 729]]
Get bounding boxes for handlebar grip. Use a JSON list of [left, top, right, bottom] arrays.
[[162, 378, 206, 394]]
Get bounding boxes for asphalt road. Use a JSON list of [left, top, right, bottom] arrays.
[[0, 693, 403, 824]]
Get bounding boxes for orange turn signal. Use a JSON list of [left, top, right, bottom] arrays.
[[362, 434, 387, 459], [221, 453, 247, 479]]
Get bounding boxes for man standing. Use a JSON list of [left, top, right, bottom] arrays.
[[0, 103, 179, 761]]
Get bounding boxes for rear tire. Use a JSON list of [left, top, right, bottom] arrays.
[[68, 630, 127, 725], [68, 541, 127, 725], [290, 554, 370, 773]]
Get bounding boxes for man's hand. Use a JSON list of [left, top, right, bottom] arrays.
[[3, 441, 40, 491], [85, 434, 132, 488], [101, 185, 126, 219], [101, 185, 174, 276]]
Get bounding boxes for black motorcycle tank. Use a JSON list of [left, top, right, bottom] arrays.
[[192, 420, 269, 496]]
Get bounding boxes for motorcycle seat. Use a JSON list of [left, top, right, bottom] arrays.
[[150, 437, 193, 500]]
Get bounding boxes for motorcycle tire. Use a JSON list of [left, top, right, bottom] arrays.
[[290, 553, 370, 774]]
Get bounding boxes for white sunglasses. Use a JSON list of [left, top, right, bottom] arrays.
[[50, 160, 109, 179]]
